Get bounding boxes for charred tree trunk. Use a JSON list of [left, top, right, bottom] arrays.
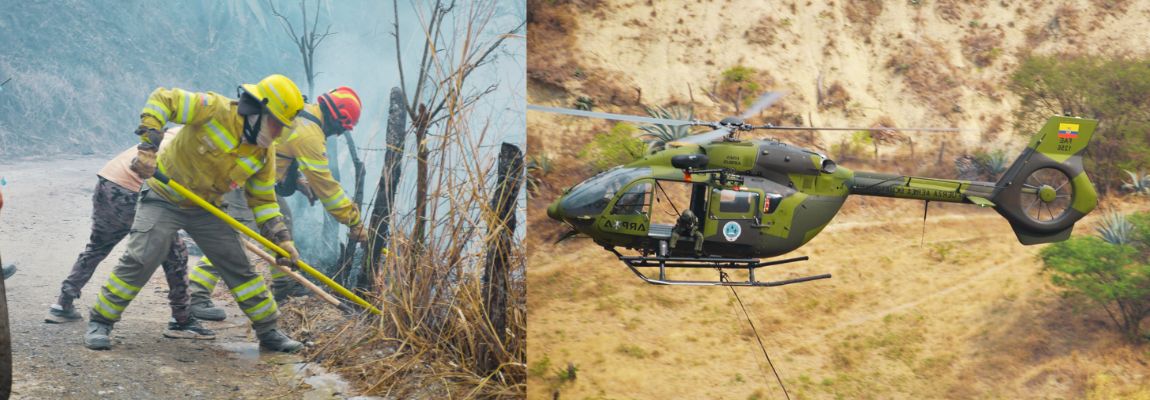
[[479, 143, 523, 374], [336, 131, 366, 287], [360, 87, 407, 291], [412, 104, 430, 250]]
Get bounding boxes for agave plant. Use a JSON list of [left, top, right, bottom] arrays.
[[973, 149, 1008, 180], [1095, 210, 1134, 246], [638, 104, 694, 152], [526, 153, 554, 198], [573, 96, 595, 111], [1120, 169, 1150, 195]]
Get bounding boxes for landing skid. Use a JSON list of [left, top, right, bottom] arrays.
[[612, 249, 832, 287]]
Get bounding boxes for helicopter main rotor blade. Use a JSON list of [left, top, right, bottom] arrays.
[[671, 128, 731, 145], [739, 91, 786, 120], [528, 104, 700, 127], [755, 125, 969, 132]]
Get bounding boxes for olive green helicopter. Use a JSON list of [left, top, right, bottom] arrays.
[[533, 93, 1098, 288]]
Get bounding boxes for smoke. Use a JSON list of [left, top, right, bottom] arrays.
[[278, 1, 527, 274]]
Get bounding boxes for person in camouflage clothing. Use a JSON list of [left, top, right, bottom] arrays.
[[46, 129, 214, 340]]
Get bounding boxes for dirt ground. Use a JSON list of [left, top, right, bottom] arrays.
[[0, 155, 335, 399]]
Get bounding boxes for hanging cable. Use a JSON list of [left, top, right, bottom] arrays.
[[721, 271, 791, 400]]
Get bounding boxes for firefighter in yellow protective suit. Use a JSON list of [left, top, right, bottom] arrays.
[[84, 74, 307, 353], [187, 87, 368, 321]]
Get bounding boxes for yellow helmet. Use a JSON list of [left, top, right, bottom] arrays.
[[241, 74, 304, 127]]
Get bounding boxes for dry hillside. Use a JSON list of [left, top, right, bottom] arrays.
[[528, 1, 1150, 399]]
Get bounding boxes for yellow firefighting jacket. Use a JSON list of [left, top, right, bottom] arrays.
[[274, 103, 361, 227], [138, 88, 283, 225]]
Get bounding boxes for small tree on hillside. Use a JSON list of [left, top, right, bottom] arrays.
[[579, 123, 646, 171], [1040, 211, 1150, 342], [1011, 56, 1150, 195]]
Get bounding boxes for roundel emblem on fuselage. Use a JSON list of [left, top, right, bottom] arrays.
[[723, 221, 741, 242]]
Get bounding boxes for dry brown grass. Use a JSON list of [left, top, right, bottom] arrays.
[[934, 0, 987, 23], [527, 0, 581, 94], [845, 0, 883, 39], [885, 39, 964, 120], [282, 130, 527, 398], [961, 30, 1004, 68], [278, 4, 526, 395], [527, 0, 635, 108], [819, 81, 851, 111], [744, 15, 780, 48]]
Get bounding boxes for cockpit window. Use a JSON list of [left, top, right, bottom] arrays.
[[610, 181, 652, 215], [560, 167, 652, 217]]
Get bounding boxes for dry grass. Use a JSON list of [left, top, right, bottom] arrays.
[[282, 132, 527, 397], [934, 0, 986, 23], [844, 0, 883, 39], [527, 0, 581, 94], [278, 3, 525, 397], [961, 30, 1004, 68], [527, 0, 635, 108], [819, 81, 851, 111], [528, 132, 1150, 398], [744, 15, 780, 48], [885, 39, 964, 120]]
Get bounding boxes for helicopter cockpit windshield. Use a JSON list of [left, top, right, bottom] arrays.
[[560, 167, 652, 218]]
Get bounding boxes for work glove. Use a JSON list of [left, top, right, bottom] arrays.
[[348, 223, 369, 243], [261, 216, 299, 268], [276, 240, 301, 269], [129, 145, 158, 179], [135, 127, 165, 148]]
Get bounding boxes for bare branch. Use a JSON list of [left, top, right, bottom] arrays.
[[268, 0, 301, 44]]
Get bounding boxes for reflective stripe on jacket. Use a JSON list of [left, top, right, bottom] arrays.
[[273, 103, 361, 226], [139, 87, 283, 224]]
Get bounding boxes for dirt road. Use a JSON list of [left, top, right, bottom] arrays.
[[0, 155, 316, 399]]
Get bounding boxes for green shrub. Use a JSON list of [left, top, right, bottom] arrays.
[[579, 123, 646, 171], [1040, 213, 1150, 341], [1011, 56, 1150, 195]]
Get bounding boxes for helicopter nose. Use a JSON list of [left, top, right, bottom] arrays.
[[547, 198, 562, 221]]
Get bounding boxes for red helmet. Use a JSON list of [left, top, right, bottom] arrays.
[[318, 86, 362, 132]]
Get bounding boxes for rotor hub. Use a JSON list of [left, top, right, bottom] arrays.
[[1038, 185, 1057, 203]]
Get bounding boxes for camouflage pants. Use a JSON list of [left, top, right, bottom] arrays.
[[90, 184, 280, 333], [60, 177, 191, 321]]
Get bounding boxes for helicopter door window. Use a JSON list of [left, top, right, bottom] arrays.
[[611, 181, 653, 216], [717, 189, 758, 215]]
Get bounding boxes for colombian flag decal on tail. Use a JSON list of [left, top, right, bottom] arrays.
[[1058, 123, 1080, 139]]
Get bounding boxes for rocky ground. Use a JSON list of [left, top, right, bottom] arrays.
[[0, 155, 354, 399]]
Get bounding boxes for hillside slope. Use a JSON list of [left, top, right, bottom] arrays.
[[527, 1, 1150, 398]]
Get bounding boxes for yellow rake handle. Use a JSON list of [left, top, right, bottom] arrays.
[[153, 172, 381, 315]]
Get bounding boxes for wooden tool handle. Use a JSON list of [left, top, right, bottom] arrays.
[[241, 240, 342, 307]]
